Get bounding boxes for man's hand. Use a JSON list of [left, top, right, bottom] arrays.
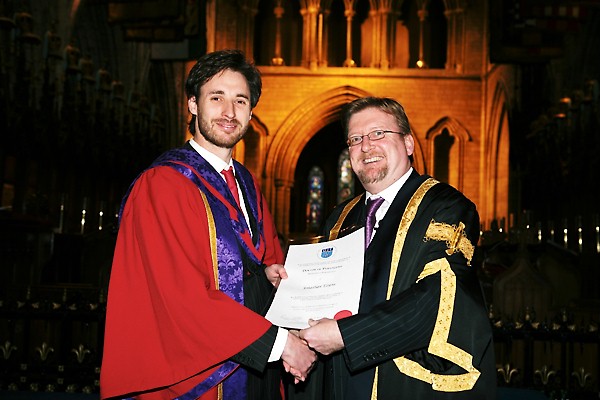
[[265, 263, 287, 287], [281, 330, 317, 383], [299, 318, 344, 355]]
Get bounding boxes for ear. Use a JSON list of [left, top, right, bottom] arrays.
[[404, 134, 415, 156], [188, 97, 197, 115], [249, 111, 252, 121]]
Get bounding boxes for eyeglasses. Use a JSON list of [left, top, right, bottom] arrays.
[[346, 130, 402, 147]]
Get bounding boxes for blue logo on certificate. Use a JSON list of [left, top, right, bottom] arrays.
[[320, 247, 335, 258]]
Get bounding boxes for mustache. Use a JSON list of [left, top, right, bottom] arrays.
[[212, 118, 241, 126]]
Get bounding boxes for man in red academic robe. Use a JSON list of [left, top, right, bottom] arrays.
[[100, 50, 316, 400]]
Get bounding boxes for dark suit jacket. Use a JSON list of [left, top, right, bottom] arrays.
[[230, 194, 282, 400], [320, 170, 496, 400]]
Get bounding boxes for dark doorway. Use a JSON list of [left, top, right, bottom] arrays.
[[289, 121, 364, 236]]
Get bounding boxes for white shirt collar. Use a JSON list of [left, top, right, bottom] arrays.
[[188, 139, 252, 229], [366, 167, 413, 204], [188, 139, 234, 173]]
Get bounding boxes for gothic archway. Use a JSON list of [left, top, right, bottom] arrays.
[[482, 81, 511, 230], [264, 86, 369, 235], [425, 116, 472, 190], [264, 85, 426, 235]]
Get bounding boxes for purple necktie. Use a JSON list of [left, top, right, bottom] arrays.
[[365, 196, 385, 247]]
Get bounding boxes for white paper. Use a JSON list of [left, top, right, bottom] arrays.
[[265, 228, 365, 329]]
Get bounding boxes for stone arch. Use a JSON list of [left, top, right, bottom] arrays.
[[425, 116, 472, 191], [233, 114, 269, 178], [482, 81, 511, 230], [264, 85, 425, 235], [410, 130, 426, 176], [264, 86, 370, 234]]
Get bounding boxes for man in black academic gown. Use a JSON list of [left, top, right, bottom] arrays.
[[299, 97, 496, 400]]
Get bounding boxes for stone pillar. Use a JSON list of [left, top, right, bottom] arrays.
[[379, 4, 392, 69], [238, 0, 259, 61], [343, 0, 356, 67], [274, 178, 294, 236], [300, 0, 320, 70], [271, 0, 285, 66], [416, 5, 429, 68], [318, 9, 330, 67]]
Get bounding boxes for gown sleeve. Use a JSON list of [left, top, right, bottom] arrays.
[[100, 166, 274, 399]]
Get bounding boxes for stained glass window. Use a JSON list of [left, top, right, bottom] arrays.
[[305, 150, 354, 232], [306, 166, 324, 231], [337, 148, 354, 204]]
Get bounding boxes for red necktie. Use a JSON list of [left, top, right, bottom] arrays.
[[222, 167, 241, 207], [365, 196, 385, 247]]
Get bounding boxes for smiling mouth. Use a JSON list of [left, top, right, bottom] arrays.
[[215, 119, 239, 131], [363, 156, 383, 164]]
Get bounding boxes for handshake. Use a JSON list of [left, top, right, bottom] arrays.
[[267, 264, 346, 383], [280, 318, 344, 383]]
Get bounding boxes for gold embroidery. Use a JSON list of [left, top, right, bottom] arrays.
[[394, 258, 481, 391], [384, 178, 480, 392], [199, 189, 219, 288], [200, 189, 223, 399], [371, 367, 378, 400], [329, 194, 364, 240], [387, 178, 439, 299], [424, 220, 474, 265], [328, 178, 481, 394], [376, 178, 439, 395]]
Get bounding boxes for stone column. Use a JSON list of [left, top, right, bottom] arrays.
[[271, 0, 285, 66], [274, 178, 294, 236], [416, 5, 429, 68], [342, 0, 356, 67], [300, 0, 320, 70]]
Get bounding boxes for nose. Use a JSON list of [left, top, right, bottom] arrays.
[[360, 135, 374, 151], [222, 101, 236, 119]]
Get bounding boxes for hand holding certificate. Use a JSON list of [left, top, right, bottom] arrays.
[[265, 228, 365, 329]]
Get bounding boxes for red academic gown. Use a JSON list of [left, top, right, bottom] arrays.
[[100, 166, 283, 399]]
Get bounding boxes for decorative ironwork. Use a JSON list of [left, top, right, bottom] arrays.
[[1, 340, 17, 360], [497, 363, 519, 384], [35, 342, 55, 362], [534, 365, 556, 386], [72, 344, 91, 364], [571, 367, 592, 389]]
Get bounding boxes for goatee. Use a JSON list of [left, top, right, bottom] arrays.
[[357, 167, 387, 185], [199, 118, 246, 149]]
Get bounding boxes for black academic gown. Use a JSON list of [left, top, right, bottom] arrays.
[[321, 171, 496, 400]]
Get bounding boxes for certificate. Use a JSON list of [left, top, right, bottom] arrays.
[[265, 228, 365, 329]]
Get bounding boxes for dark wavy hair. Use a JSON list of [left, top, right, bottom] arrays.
[[185, 49, 262, 134], [340, 97, 412, 138]]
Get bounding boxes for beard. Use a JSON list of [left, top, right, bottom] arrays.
[[197, 116, 246, 149], [355, 165, 388, 185]]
